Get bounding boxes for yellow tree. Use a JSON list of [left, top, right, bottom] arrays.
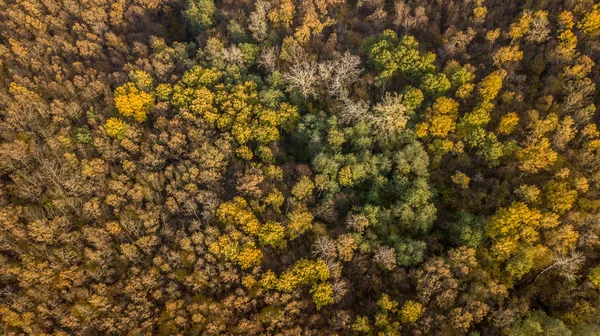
[[114, 83, 154, 122], [516, 138, 558, 173]]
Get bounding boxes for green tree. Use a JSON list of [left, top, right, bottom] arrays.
[[184, 0, 215, 34]]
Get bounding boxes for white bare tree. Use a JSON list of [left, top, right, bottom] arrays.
[[312, 236, 337, 259], [338, 93, 409, 136], [536, 251, 585, 281], [248, 0, 270, 42], [283, 56, 320, 98]]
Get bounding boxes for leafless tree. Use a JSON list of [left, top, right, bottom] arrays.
[[326, 52, 362, 98], [249, 0, 270, 42], [535, 251, 585, 281], [283, 57, 320, 98], [258, 46, 279, 72], [312, 236, 337, 259], [374, 245, 397, 270], [338, 93, 409, 135]]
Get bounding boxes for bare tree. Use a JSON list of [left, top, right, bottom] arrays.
[[374, 245, 397, 270], [326, 52, 362, 98], [338, 93, 409, 135], [535, 251, 585, 281], [312, 236, 337, 259], [258, 46, 279, 73], [248, 0, 270, 42], [283, 56, 320, 98]]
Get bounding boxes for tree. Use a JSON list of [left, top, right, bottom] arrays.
[[311, 282, 334, 310], [478, 70, 506, 102], [578, 4, 600, 36], [259, 221, 286, 248], [516, 138, 558, 173], [362, 30, 435, 86], [105, 118, 128, 139], [114, 83, 155, 122], [485, 202, 542, 263], [184, 0, 215, 34], [509, 311, 572, 336], [418, 96, 459, 138], [498, 112, 519, 135], [400, 300, 424, 324], [286, 209, 314, 239], [249, 1, 270, 42]]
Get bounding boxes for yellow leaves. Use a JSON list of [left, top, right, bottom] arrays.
[[493, 46, 523, 67], [258, 221, 286, 248], [336, 234, 357, 261], [486, 202, 543, 262], [558, 11, 574, 30], [497, 112, 519, 135], [172, 80, 297, 147], [338, 166, 354, 186], [208, 235, 239, 261], [209, 234, 263, 269], [589, 266, 600, 289], [217, 197, 261, 236], [105, 118, 128, 139], [190, 87, 217, 119], [545, 180, 577, 214], [400, 300, 424, 324], [456, 83, 474, 99], [242, 275, 257, 289], [415, 122, 429, 138], [260, 270, 278, 290], [545, 224, 579, 255], [472, 6, 487, 23], [352, 316, 371, 332], [271, 258, 330, 292], [293, 1, 335, 44], [311, 282, 334, 310], [517, 184, 541, 204], [291, 176, 315, 200], [179, 65, 222, 87], [0, 307, 34, 329], [377, 294, 398, 312], [578, 4, 600, 35], [82, 158, 108, 178], [485, 29, 501, 43], [268, 0, 294, 29], [478, 70, 506, 102], [286, 209, 314, 239], [433, 96, 460, 115], [129, 70, 153, 91], [155, 83, 173, 101], [231, 123, 253, 144], [516, 138, 558, 173], [237, 242, 263, 269], [420, 97, 459, 138], [8, 82, 37, 100], [556, 30, 577, 59], [575, 176, 589, 193], [8, 38, 28, 58], [264, 190, 285, 211], [236, 145, 253, 160], [451, 171, 470, 189], [277, 102, 300, 132], [114, 83, 154, 122], [509, 11, 532, 41], [264, 164, 284, 180]]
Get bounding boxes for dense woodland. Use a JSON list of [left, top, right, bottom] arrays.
[[1, 0, 600, 334]]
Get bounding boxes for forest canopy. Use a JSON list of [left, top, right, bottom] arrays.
[[1, 0, 600, 335]]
